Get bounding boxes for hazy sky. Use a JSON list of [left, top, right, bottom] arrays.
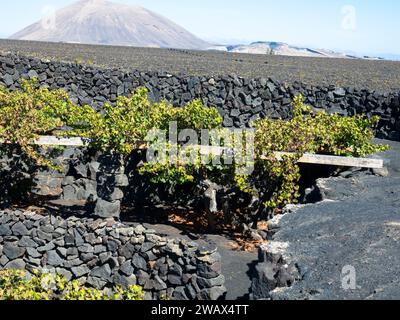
[[0, 0, 399, 56]]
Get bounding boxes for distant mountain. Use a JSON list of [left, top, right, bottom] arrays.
[[10, 0, 209, 49], [374, 53, 400, 61], [208, 41, 378, 59]]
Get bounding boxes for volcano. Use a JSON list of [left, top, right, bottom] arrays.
[[10, 0, 209, 49]]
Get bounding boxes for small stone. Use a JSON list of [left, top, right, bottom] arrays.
[[185, 265, 197, 273], [119, 243, 136, 259], [67, 247, 79, 256], [71, 265, 90, 277], [78, 244, 94, 253], [56, 247, 68, 258], [0, 224, 12, 236], [168, 274, 183, 286], [88, 162, 100, 180], [170, 263, 183, 277], [37, 242, 55, 253], [108, 189, 124, 201], [120, 260, 134, 276], [197, 244, 218, 255], [39, 225, 55, 234], [0, 255, 9, 266], [99, 252, 112, 264], [80, 253, 95, 263], [26, 247, 41, 258], [196, 252, 221, 265], [113, 175, 129, 187], [64, 258, 83, 268], [182, 273, 192, 284], [136, 270, 150, 286], [47, 250, 63, 267], [3, 243, 26, 260], [333, 88, 346, 97], [74, 164, 88, 178], [74, 229, 85, 246], [11, 222, 29, 236], [85, 233, 100, 245], [56, 268, 73, 281], [197, 286, 227, 300], [64, 234, 75, 246], [5, 259, 26, 270], [28, 70, 39, 79], [134, 225, 146, 235], [37, 230, 52, 242], [165, 242, 183, 256], [132, 253, 147, 270], [141, 242, 155, 253], [145, 251, 157, 261], [116, 227, 134, 237], [223, 115, 234, 127], [106, 239, 120, 252], [145, 275, 167, 291], [94, 199, 121, 218], [18, 236, 38, 248], [146, 234, 163, 244], [372, 167, 389, 177], [173, 287, 188, 300], [86, 276, 107, 289], [26, 256, 41, 266], [113, 273, 137, 289], [53, 228, 66, 238], [94, 245, 107, 254], [4, 73, 14, 86], [185, 284, 197, 300], [131, 235, 145, 244], [198, 262, 222, 279], [197, 275, 225, 289], [90, 264, 112, 281]]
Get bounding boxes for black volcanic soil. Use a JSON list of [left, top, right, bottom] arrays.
[[269, 139, 400, 300], [1, 39, 400, 92]]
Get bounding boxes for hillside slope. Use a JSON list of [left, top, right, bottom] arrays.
[[10, 0, 209, 49]]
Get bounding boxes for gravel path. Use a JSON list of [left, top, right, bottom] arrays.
[[1, 39, 400, 92], [268, 139, 400, 300]]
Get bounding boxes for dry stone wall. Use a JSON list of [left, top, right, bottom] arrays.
[[0, 209, 226, 300]]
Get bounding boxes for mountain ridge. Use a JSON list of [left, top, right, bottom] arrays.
[[9, 0, 393, 60], [209, 41, 385, 60]]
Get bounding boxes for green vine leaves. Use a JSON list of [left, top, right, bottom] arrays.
[[0, 80, 389, 210]]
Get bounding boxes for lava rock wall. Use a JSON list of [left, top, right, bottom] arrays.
[[1, 53, 399, 141], [32, 148, 128, 219], [0, 146, 128, 218], [0, 209, 226, 300]]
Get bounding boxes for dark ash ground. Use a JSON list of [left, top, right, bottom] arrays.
[[1, 39, 400, 92], [268, 139, 400, 300]]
